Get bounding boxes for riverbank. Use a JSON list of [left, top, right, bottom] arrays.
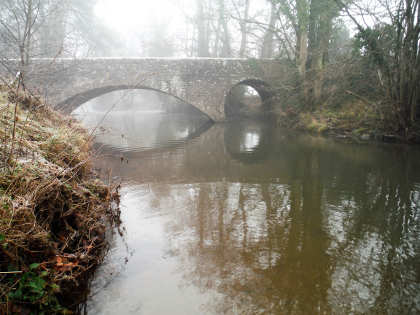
[[0, 85, 121, 314], [275, 100, 420, 144]]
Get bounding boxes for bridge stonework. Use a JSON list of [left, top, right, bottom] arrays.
[[2, 58, 288, 121]]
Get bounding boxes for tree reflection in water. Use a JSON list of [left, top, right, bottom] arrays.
[[144, 133, 420, 314], [90, 116, 420, 314]]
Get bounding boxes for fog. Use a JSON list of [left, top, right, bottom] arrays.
[[1, 0, 381, 61], [93, 0, 272, 58]]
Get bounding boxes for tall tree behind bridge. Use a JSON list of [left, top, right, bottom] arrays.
[[58, 0, 121, 57], [260, 1, 278, 58], [195, 0, 211, 57], [182, 0, 264, 57], [142, 19, 175, 57], [229, 0, 270, 58], [232, 0, 251, 57], [37, 1, 72, 58], [246, 0, 343, 106], [191, 0, 235, 57], [217, 0, 232, 57]]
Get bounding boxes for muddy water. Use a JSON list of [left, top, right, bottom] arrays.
[[73, 91, 420, 314]]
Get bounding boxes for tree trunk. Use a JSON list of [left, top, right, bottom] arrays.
[[219, 0, 231, 57], [296, 29, 308, 76], [239, 0, 250, 58], [295, 0, 309, 75], [306, 0, 335, 108], [296, 27, 310, 104], [196, 0, 210, 57], [39, 1, 67, 57], [261, 1, 276, 58], [213, 14, 221, 57], [22, 0, 34, 67]]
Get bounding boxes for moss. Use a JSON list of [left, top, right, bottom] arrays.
[[352, 127, 368, 135], [297, 112, 329, 134]]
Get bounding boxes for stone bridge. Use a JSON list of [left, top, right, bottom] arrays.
[[2, 58, 289, 121]]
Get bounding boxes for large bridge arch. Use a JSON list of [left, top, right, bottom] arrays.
[[55, 84, 212, 119], [1, 58, 288, 121]]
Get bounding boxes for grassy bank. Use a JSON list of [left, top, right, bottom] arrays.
[[0, 84, 121, 314], [275, 98, 420, 143]]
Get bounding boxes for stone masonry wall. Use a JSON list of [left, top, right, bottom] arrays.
[[1, 58, 288, 121]]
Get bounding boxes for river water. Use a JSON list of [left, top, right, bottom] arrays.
[[73, 90, 420, 315]]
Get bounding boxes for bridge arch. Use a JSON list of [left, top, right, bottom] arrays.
[[224, 78, 274, 118], [55, 85, 212, 120]]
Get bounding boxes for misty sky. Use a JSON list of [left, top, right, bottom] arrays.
[[92, 0, 364, 57], [95, 0, 192, 34], [94, 0, 272, 56]]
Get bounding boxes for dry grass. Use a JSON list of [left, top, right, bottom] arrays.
[[0, 84, 121, 314], [275, 96, 387, 138]]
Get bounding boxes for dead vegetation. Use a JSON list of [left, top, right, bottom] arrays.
[[272, 58, 420, 143], [0, 83, 121, 314]]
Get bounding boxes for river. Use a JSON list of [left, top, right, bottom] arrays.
[[73, 90, 420, 315]]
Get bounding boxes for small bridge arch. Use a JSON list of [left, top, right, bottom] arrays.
[[225, 78, 275, 118]]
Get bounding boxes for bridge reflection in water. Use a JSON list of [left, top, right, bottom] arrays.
[[83, 98, 420, 314]]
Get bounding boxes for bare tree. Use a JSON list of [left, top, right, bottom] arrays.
[[339, 0, 420, 132], [261, 1, 278, 58], [196, 0, 211, 57], [218, 0, 232, 57], [231, 0, 251, 57], [254, 0, 342, 106], [0, 0, 42, 72]]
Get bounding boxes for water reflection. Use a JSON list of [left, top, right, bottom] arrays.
[[86, 114, 420, 314], [224, 120, 273, 163], [72, 90, 211, 153]]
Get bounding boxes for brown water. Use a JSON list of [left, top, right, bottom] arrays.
[[73, 91, 420, 314]]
